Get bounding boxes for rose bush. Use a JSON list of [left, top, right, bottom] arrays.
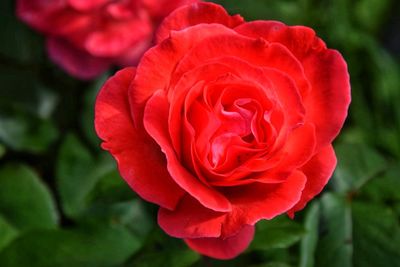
[[95, 2, 351, 259], [16, 0, 198, 79]]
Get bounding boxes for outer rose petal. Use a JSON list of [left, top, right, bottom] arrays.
[[143, 0, 199, 20], [144, 90, 232, 212], [85, 19, 152, 57], [158, 171, 307, 239], [47, 37, 110, 80], [131, 24, 238, 121], [16, 0, 65, 30], [17, 0, 92, 35], [68, 0, 111, 11], [156, 2, 244, 43], [95, 67, 185, 210], [173, 34, 310, 98], [234, 21, 327, 63], [287, 145, 337, 217], [302, 50, 351, 148], [185, 225, 255, 260], [221, 170, 307, 236], [158, 195, 227, 239]]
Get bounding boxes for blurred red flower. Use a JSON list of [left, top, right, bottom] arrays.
[[16, 0, 198, 79], [95, 2, 351, 259]]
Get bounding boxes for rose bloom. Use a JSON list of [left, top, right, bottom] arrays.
[[16, 0, 198, 80], [95, 2, 351, 259]]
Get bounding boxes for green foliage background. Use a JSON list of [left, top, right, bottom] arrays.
[[0, 0, 399, 266]]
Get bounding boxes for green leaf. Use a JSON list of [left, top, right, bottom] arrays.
[[128, 231, 200, 267], [88, 167, 135, 204], [213, 0, 304, 25], [57, 134, 131, 218], [56, 134, 97, 217], [352, 202, 400, 267], [82, 200, 154, 240], [0, 164, 58, 231], [0, 215, 18, 252], [333, 143, 386, 193], [299, 202, 320, 267], [0, 112, 58, 153], [129, 249, 200, 267], [0, 224, 141, 267], [0, 143, 5, 159], [250, 215, 305, 251], [315, 193, 352, 267], [360, 165, 400, 202], [355, 0, 391, 33], [249, 263, 292, 267], [394, 203, 400, 217]]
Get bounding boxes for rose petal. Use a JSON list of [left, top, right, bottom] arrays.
[[95, 67, 185, 210], [130, 23, 238, 122], [287, 145, 337, 217], [302, 50, 351, 149], [16, 0, 65, 32], [174, 34, 309, 98], [235, 21, 351, 149], [114, 38, 152, 67], [220, 170, 307, 236], [143, 90, 232, 212], [234, 21, 327, 64], [47, 37, 110, 80], [271, 122, 316, 173], [185, 225, 255, 260], [85, 19, 152, 57], [158, 194, 226, 238], [158, 170, 307, 239], [143, 0, 199, 20], [68, 0, 110, 11], [155, 2, 244, 43]]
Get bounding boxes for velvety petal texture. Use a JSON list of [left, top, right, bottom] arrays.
[[16, 0, 200, 80], [95, 2, 351, 260], [185, 225, 255, 260], [95, 68, 185, 210]]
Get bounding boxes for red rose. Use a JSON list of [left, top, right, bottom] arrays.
[[95, 2, 351, 259], [16, 0, 198, 80]]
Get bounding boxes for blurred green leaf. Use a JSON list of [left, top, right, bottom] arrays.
[[130, 248, 200, 267], [360, 165, 400, 202], [213, 0, 305, 24], [352, 202, 400, 267], [57, 134, 98, 217], [299, 202, 320, 267], [57, 134, 132, 218], [82, 200, 153, 240], [0, 224, 140, 267], [0, 112, 58, 153], [0, 215, 18, 252], [0, 164, 58, 231], [249, 263, 292, 267], [89, 169, 135, 203], [333, 143, 387, 193], [128, 231, 200, 267], [250, 215, 305, 251], [0, 143, 5, 159], [355, 0, 391, 33], [315, 193, 352, 267], [394, 204, 400, 217]]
